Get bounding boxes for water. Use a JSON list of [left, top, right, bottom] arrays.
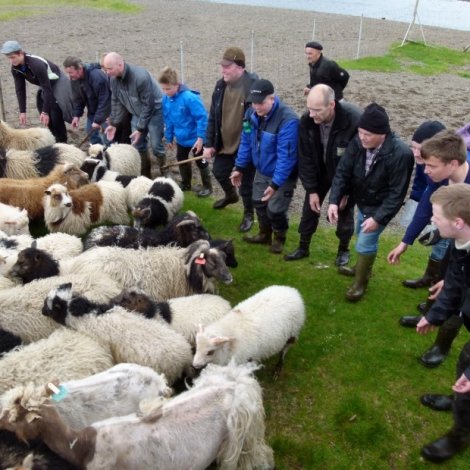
[[198, 0, 470, 31]]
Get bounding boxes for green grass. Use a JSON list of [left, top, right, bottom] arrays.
[[341, 42, 470, 77], [177, 193, 468, 469]]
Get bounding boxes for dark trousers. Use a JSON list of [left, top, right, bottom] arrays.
[[454, 340, 470, 431], [36, 89, 67, 143], [298, 188, 354, 249], [176, 144, 209, 169], [212, 153, 255, 213]]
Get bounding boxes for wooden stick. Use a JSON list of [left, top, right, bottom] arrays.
[[161, 154, 206, 170], [78, 127, 101, 148]]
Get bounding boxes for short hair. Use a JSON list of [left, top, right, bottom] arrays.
[[158, 66, 178, 85], [430, 183, 470, 225], [421, 130, 467, 164], [63, 56, 83, 69]]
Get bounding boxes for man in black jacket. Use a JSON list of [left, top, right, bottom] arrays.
[[203, 47, 257, 232], [416, 183, 470, 463], [328, 103, 414, 301], [285, 84, 361, 265], [63, 56, 111, 145], [304, 41, 349, 101]]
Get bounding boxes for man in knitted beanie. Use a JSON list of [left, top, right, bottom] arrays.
[[327, 102, 414, 301]]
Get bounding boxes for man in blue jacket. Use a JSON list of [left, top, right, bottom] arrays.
[[63, 56, 111, 145], [230, 79, 299, 254]]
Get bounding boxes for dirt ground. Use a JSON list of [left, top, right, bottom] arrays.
[[0, 0, 469, 228]]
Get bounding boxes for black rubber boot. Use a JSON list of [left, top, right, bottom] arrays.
[[239, 212, 254, 232], [197, 166, 212, 197], [400, 298, 433, 328], [139, 150, 152, 178], [179, 162, 192, 191], [420, 316, 463, 368], [403, 257, 442, 288], [243, 225, 272, 245], [284, 235, 311, 261], [421, 428, 470, 463], [270, 231, 287, 254], [213, 186, 239, 209], [420, 394, 453, 412], [345, 253, 376, 302]]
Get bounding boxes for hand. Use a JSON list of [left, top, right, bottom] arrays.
[[261, 186, 275, 202], [166, 142, 175, 151], [327, 204, 339, 224], [193, 137, 203, 155], [387, 242, 408, 265], [428, 280, 444, 300], [339, 195, 349, 211], [19, 113, 27, 126], [105, 125, 116, 141], [303, 87, 310, 96], [39, 112, 50, 127], [416, 316, 436, 335], [309, 193, 321, 213], [361, 217, 379, 233], [203, 147, 215, 162], [71, 117, 80, 129], [91, 122, 102, 130], [453, 373, 470, 394], [230, 170, 242, 188], [130, 130, 142, 146]]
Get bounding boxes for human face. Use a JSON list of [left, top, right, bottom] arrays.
[[307, 91, 334, 124], [5, 52, 24, 67], [160, 83, 179, 97], [305, 47, 321, 65], [220, 62, 244, 84], [358, 128, 386, 150], [431, 203, 457, 239], [252, 96, 275, 117], [64, 66, 84, 81], [411, 141, 423, 164], [423, 156, 456, 182], [103, 59, 123, 78]]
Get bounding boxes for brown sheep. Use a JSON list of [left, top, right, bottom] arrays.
[[0, 120, 55, 151]]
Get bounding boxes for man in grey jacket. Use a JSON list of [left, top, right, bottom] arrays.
[[103, 52, 165, 177]]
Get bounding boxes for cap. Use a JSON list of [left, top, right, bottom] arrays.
[[305, 41, 323, 51], [1, 40, 22, 55], [248, 79, 275, 104], [358, 102, 391, 135], [219, 47, 245, 67], [412, 120, 446, 144]]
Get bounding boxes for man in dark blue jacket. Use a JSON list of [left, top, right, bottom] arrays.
[[230, 79, 299, 254], [63, 56, 111, 145], [416, 183, 470, 463]]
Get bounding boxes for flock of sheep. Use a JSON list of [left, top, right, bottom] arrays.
[[0, 121, 306, 469]]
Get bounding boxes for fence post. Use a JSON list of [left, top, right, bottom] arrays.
[[356, 14, 363, 59], [0, 77, 6, 122], [311, 18, 316, 40], [250, 30, 255, 73], [180, 40, 185, 83]]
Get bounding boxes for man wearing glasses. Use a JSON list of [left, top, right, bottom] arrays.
[[285, 84, 361, 266]]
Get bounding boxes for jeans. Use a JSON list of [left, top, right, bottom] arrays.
[[131, 107, 165, 157], [431, 238, 450, 261], [354, 210, 386, 255], [86, 115, 108, 145]]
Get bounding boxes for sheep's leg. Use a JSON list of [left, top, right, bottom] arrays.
[[273, 337, 296, 379]]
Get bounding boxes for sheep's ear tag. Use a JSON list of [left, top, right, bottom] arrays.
[[195, 253, 206, 265], [48, 382, 69, 402]]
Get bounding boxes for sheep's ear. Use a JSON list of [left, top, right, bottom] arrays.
[[30, 240, 37, 249], [20, 209, 27, 216], [44, 190, 51, 195], [212, 336, 233, 345], [25, 411, 41, 423], [58, 282, 73, 291]]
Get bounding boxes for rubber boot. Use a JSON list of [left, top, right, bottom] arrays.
[[345, 253, 376, 302], [420, 316, 462, 367], [243, 224, 272, 245], [335, 242, 351, 267], [399, 298, 434, 328], [139, 150, 152, 178], [421, 427, 470, 463], [156, 154, 170, 177], [213, 186, 239, 209], [197, 166, 212, 198], [402, 257, 442, 288], [284, 235, 311, 261], [270, 231, 287, 254], [239, 211, 254, 232], [179, 163, 192, 191]]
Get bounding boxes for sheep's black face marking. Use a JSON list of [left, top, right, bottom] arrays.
[[42, 296, 68, 325], [203, 249, 233, 284], [0, 239, 18, 250], [11, 247, 59, 283], [148, 181, 175, 202], [155, 302, 172, 323]]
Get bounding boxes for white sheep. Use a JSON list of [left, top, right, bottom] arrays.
[[43, 180, 129, 235], [88, 143, 141, 176], [113, 287, 232, 347], [124, 175, 154, 209], [193, 285, 306, 376], [43, 283, 193, 385], [0, 328, 114, 395], [0, 362, 274, 470], [0, 120, 55, 151], [133, 176, 184, 228], [0, 144, 87, 180], [0, 203, 29, 236], [0, 273, 122, 343]]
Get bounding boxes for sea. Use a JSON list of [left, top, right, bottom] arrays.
[[197, 0, 470, 31]]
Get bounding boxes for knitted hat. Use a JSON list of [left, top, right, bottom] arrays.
[[412, 120, 446, 143], [305, 41, 323, 51], [219, 47, 245, 68], [358, 103, 390, 134]]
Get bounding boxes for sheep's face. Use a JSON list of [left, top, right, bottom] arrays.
[[112, 288, 154, 317], [44, 185, 73, 221], [132, 206, 151, 228], [88, 144, 106, 160], [201, 249, 233, 285], [10, 247, 58, 283], [192, 332, 234, 369], [80, 158, 100, 180], [60, 164, 89, 189], [42, 283, 73, 325]]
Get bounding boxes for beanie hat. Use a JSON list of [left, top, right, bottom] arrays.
[[219, 47, 245, 68], [305, 41, 323, 51], [412, 120, 446, 144], [1, 40, 22, 54], [358, 103, 390, 134]]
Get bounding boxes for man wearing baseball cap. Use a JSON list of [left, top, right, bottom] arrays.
[[230, 78, 299, 254], [1, 40, 73, 142], [327, 103, 414, 301]]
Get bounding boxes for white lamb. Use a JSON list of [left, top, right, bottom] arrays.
[[0, 203, 29, 236], [193, 285, 306, 376], [88, 143, 141, 176], [0, 328, 114, 395], [43, 283, 194, 385], [0, 273, 122, 343], [0, 120, 55, 151]]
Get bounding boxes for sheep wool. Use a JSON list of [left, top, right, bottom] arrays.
[[88, 143, 141, 176], [0, 203, 29, 236], [0, 120, 55, 151]]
